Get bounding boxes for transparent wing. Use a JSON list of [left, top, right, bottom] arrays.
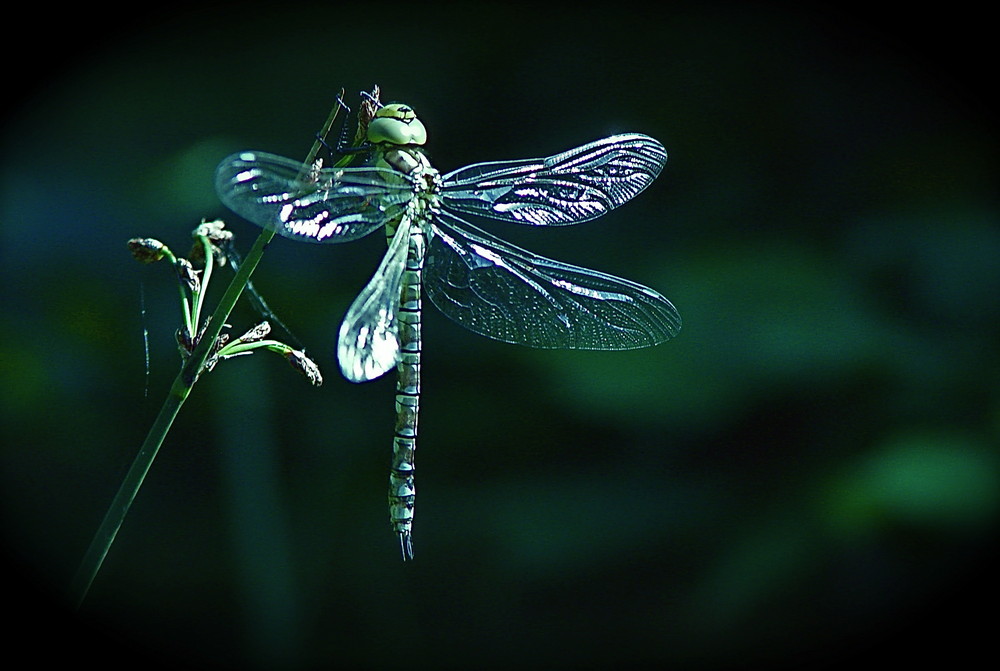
[[337, 217, 413, 382], [425, 211, 680, 350], [439, 134, 667, 226], [214, 151, 413, 243]]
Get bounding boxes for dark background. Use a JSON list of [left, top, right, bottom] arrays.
[[2, 3, 997, 669]]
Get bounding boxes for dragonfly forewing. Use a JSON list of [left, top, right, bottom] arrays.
[[425, 211, 681, 350], [439, 134, 667, 226], [215, 151, 413, 243]]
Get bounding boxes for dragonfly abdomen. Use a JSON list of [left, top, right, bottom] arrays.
[[388, 222, 426, 560]]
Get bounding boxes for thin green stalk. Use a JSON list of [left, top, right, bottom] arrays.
[[71, 94, 346, 608], [159, 246, 195, 337], [191, 233, 215, 328]]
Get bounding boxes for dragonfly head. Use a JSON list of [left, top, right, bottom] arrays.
[[367, 103, 427, 147]]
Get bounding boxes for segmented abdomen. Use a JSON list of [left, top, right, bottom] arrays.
[[388, 222, 426, 559]]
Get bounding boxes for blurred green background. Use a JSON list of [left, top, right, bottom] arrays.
[[2, 3, 997, 669]]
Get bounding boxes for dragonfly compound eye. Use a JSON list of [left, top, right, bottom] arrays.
[[368, 103, 427, 146]]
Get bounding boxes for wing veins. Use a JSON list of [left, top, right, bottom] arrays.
[[425, 211, 680, 349], [215, 151, 413, 243], [439, 134, 667, 226]]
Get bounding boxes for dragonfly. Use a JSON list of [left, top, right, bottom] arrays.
[[214, 94, 681, 559]]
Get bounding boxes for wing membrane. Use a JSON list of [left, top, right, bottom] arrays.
[[425, 211, 680, 349], [439, 134, 667, 226], [215, 151, 413, 243], [337, 217, 413, 382]]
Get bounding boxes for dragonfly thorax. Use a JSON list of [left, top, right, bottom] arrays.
[[379, 146, 441, 244], [381, 146, 429, 177]]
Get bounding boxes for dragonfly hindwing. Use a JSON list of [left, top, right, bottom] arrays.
[[425, 211, 680, 350], [337, 217, 414, 382]]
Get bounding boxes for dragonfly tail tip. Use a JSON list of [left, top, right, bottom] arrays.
[[399, 532, 414, 561]]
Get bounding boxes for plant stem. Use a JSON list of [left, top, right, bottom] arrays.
[[69, 368, 192, 607], [71, 93, 346, 608], [191, 234, 215, 328]]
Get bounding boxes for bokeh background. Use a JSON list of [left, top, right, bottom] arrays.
[[3, 3, 997, 669]]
